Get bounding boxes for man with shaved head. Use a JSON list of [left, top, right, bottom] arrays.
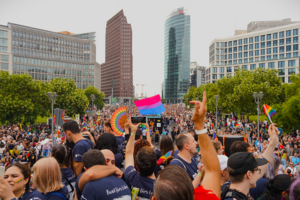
[[100, 149, 115, 166]]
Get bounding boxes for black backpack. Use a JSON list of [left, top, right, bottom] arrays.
[[221, 185, 250, 200]]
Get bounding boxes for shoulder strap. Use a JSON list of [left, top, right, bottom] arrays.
[[221, 187, 249, 200], [44, 192, 67, 200], [172, 158, 187, 170], [61, 172, 74, 192]]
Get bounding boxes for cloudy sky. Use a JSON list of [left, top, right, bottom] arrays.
[[1, 0, 300, 97]]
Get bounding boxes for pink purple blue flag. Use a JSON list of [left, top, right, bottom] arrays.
[[134, 95, 166, 115]]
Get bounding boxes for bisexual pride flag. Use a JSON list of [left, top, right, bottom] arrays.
[[134, 95, 166, 115]]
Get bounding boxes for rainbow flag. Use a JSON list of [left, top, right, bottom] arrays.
[[235, 124, 239, 128], [263, 104, 276, 123], [57, 130, 60, 138], [134, 95, 165, 115], [157, 150, 172, 165], [82, 123, 87, 131]]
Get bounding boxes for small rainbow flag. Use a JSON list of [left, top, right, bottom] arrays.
[[263, 104, 276, 124], [157, 150, 173, 165], [57, 130, 60, 138], [82, 123, 87, 131]]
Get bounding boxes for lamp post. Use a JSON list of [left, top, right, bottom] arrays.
[[253, 91, 264, 139], [196, 97, 199, 101], [215, 95, 219, 133], [47, 92, 57, 140], [91, 94, 96, 111]]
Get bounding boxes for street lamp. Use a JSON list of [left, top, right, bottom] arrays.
[[253, 91, 264, 139], [47, 92, 57, 139], [91, 94, 96, 111], [215, 95, 219, 133], [196, 97, 199, 101]]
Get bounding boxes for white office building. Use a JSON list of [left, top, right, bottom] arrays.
[[0, 25, 13, 74], [206, 23, 299, 84]]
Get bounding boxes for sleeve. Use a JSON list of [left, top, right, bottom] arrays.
[[81, 183, 96, 200], [73, 144, 85, 162], [124, 165, 138, 185]]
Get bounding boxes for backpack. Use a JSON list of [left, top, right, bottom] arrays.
[[221, 185, 250, 200], [44, 192, 67, 200]]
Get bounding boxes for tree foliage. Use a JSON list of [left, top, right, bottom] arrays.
[[273, 69, 300, 130], [0, 71, 50, 124], [48, 78, 89, 117], [184, 68, 285, 115], [84, 85, 105, 110]]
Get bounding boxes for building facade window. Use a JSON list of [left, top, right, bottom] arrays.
[[286, 45, 291, 52], [286, 53, 291, 58], [249, 44, 253, 50], [212, 74, 217, 79], [244, 45, 248, 51], [0, 30, 8, 38], [255, 36, 259, 42], [249, 37, 253, 43], [220, 67, 224, 73], [279, 46, 285, 52], [220, 74, 224, 78], [286, 30, 291, 37], [250, 64, 256, 70], [280, 39, 284, 45], [273, 47, 278, 53], [288, 68, 295, 75], [255, 50, 259, 56], [239, 39, 242, 45], [267, 41, 271, 47], [286, 38, 291, 44], [261, 49, 265, 55], [227, 67, 232, 72], [288, 60, 295, 67], [273, 33, 278, 39], [267, 34, 271, 40], [1, 63, 8, 70], [273, 40, 278, 46], [273, 54, 278, 60], [261, 35, 265, 41], [279, 31, 284, 38], [293, 36, 298, 43], [268, 62, 275, 68], [267, 48, 271, 54], [212, 67, 217, 73], [1, 55, 9, 61], [278, 61, 285, 68], [280, 54, 284, 59], [255, 43, 259, 49], [293, 44, 298, 51], [278, 69, 285, 76], [293, 29, 298, 35], [244, 38, 248, 44], [242, 65, 247, 70]]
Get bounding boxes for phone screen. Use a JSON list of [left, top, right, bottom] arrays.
[[131, 116, 146, 123]]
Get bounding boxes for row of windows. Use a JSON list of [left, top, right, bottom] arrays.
[[211, 60, 296, 73], [215, 29, 299, 47], [215, 52, 298, 65], [12, 47, 85, 62], [218, 46, 299, 60], [12, 39, 85, 56], [0, 38, 7, 46], [12, 30, 90, 49], [13, 64, 94, 76], [216, 37, 298, 54], [0, 30, 7, 38]]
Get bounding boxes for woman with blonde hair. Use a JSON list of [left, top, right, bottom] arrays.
[[33, 157, 69, 200]]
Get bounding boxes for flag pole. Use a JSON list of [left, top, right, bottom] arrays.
[[263, 104, 273, 124]]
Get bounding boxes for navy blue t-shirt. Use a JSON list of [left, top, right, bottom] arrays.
[[169, 154, 198, 180], [173, 149, 198, 160], [75, 173, 83, 199], [61, 167, 76, 198], [249, 178, 268, 200], [44, 186, 69, 200], [20, 190, 44, 200], [73, 139, 94, 162], [116, 136, 125, 152], [81, 175, 131, 200], [124, 166, 155, 200]]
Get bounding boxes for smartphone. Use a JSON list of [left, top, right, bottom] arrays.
[[131, 116, 146, 123]]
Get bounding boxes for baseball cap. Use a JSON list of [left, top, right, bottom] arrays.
[[228, 152, 268, 176], [218, 155, 228, 171]]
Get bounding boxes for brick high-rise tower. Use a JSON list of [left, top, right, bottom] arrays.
[[101, 10, 133, 104]]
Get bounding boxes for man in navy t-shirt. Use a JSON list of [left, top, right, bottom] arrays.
[[63, 120, 94, 177], [79, 149, 130, 200], [124, 120, 156, 200], [104, 119, 125, 152], [169, 131, 201, 188]]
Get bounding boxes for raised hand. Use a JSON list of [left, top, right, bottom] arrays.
[[189, 91, 207, 130]]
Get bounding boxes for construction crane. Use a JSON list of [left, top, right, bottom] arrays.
[[136, 84, 146, 98]]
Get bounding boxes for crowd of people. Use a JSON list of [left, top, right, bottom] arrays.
[[0, 92, 299, 200]]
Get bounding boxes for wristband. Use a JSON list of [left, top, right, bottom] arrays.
[[195, 129, 208, 135], [261, 155, 270, 163], [131, 133, 135, 136], [198, 173, 202, 177]]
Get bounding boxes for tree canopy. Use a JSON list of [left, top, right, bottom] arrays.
[[84, 85, 105, 110]]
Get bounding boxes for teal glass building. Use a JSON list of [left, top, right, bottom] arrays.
[[164, 7, 190, 104]]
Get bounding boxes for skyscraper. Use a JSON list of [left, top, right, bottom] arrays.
[[101, 10, 134, 105], [164, 7, 190, 104]]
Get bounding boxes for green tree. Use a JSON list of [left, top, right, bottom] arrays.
[[48, 78, 89, 117], [273, 69, 300, 130], [0, 71, 50, 124], [84, 86, 105, 110]]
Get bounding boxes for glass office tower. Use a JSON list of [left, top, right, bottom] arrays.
[[164, 7, 190, 104]]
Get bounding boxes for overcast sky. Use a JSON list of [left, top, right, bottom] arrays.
[[1, 0, 300, 97]]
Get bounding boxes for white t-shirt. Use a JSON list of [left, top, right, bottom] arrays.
[[287, 167, 297, 174]]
